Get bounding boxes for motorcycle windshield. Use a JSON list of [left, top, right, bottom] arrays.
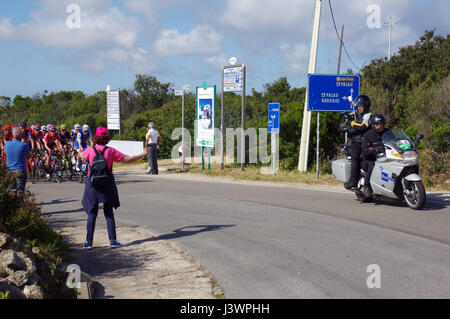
[[382, 129, 415, 152]]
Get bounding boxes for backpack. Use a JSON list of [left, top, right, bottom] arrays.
[[89, 145, 112, 189]]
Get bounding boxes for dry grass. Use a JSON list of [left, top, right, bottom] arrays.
[[113, 157, 449, 192]]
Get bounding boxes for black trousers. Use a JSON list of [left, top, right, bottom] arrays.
[[148, 144, 159, 174], [349, 142, 362, 184], [362, 160, 375, 188], [86, 202, 116, 243]]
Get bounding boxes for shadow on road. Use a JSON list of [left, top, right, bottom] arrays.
[[357, 192, 449, 212], [126, 224, 235, 247], [38, 198, 79, 206]]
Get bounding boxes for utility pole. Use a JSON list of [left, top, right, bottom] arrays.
[[384, 16, 398, 61], [298, 0, 322, 172], [337, 25, 344, 74]]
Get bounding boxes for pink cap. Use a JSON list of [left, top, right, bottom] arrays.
[[95, 127, 109, 137]]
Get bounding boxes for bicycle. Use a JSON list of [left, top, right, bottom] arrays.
[[76, 157, 88, 184], [28, 149, 42, 184], [61, 149, 74, 181], [48, 150, 63, 183]]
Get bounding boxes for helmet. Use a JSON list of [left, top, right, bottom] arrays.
[[82, 125, 89, 132], [3, 124, 10, 130], [42, 125, 47, 131], [35, 124, 41, 130], [19, 122, 27, 129], [60, 124, 67, 130], [31, 125, 36, 130], [48, 125, 56, 132], [74, 124, 81, 130], [371, 114, 386, 126], [352, 95, 371, 113]]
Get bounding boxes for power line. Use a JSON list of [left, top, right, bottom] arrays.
[[328, 0, 363, 72]]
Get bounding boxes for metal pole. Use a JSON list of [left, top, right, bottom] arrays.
[[202, 147, 205, 171], [182, 90, 185, 171], [298, 0, 322, 172], [272, 133, 276, 176], [221, 67, 225, 171], [316, 112, 320, 179], [241, 65, 246, 172]]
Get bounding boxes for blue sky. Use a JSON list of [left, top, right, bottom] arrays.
[[0, 0, 448, 99]]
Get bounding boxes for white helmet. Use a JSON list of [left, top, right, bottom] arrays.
[[42, 125, 47, 131], [74, 124, 81, 130], [82, 124, 89, 132]]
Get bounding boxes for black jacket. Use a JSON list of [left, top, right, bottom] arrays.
[[362, 128, 390, 161], [348, 112, 372, 143]]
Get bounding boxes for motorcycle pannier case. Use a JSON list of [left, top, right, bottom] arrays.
[[332, 159, 351, 183]]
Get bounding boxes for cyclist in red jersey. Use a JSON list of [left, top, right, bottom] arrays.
[[30, 124, 44, 150], [43, 125, 63, 179], [3, 125, 13, 142]]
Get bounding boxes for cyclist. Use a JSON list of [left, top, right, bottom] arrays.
[[59, 124, 72, 153], [19, 122, 32, 145], [43, 125, 63, 181], [74, 124, 93, 171], [29, 124, 43, 151], [3, 125, 13, 142]]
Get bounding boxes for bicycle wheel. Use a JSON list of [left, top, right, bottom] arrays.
[[55, 159, 63, 183]]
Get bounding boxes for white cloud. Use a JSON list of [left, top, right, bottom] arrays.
[[154, 25, 223, 56], [1, 0, 159, 74], [0, 17, 15, 39], [221, 0, 313, 35], [204, 54, 228, 70]]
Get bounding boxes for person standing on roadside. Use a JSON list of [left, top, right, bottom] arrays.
[[4, 127, 30, 197], [78, 127, 149, 250], [145, 122, 162, 175]]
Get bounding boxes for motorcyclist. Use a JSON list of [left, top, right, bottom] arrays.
[[361, 114, 390, 192], [340, 95, 372, 190]]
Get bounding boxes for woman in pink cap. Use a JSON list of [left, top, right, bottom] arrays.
[[78, 127, 148, 250]]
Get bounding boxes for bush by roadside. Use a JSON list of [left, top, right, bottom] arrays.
[[0, 166, 76, 299]]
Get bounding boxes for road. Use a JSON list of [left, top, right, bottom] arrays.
[[30, 171, 450, 299]]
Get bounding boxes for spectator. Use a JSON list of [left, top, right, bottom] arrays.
[[145, 122, 162, 175], [4, 127, 30, 197], [78, 127, 148, 250]]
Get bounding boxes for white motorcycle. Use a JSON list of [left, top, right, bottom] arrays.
[[332, 129, 426, 210]]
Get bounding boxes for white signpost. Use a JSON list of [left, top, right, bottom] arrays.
[[106, 87, 121, 134], [221, 61, 246, 171]]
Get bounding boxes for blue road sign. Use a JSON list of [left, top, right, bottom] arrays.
[[268, 103, 280, 134], [307, 74, 360, 112]]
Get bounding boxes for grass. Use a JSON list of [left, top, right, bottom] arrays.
[[114, 157, 450, 192]]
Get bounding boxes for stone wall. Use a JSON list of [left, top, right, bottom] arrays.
[[0, 232, 44, 299]]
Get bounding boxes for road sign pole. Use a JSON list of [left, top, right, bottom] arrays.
[[272, 133, 277, 176], [202, 147, 205, 171], [182, 90, 185, 171], [298, 0, 322, 172], [316, 112, 320, 179], [241, 65, 246, 172], [221, 67, 225, 171]]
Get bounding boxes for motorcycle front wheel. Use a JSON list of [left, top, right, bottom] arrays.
[[404, 180, 426, 210]]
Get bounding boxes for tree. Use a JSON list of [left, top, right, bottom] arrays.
[[133, 74, 174, 110]]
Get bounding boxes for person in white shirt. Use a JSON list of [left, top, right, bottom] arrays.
[[145, 122, 162, 175]]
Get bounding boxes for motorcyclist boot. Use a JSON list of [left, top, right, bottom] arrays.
[[344, 180, 358, 190]]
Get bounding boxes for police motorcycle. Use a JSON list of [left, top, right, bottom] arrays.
[[333, 114, 426, 210]]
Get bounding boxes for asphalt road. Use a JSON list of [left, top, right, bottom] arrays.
[[31, 171, 450, 299]]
